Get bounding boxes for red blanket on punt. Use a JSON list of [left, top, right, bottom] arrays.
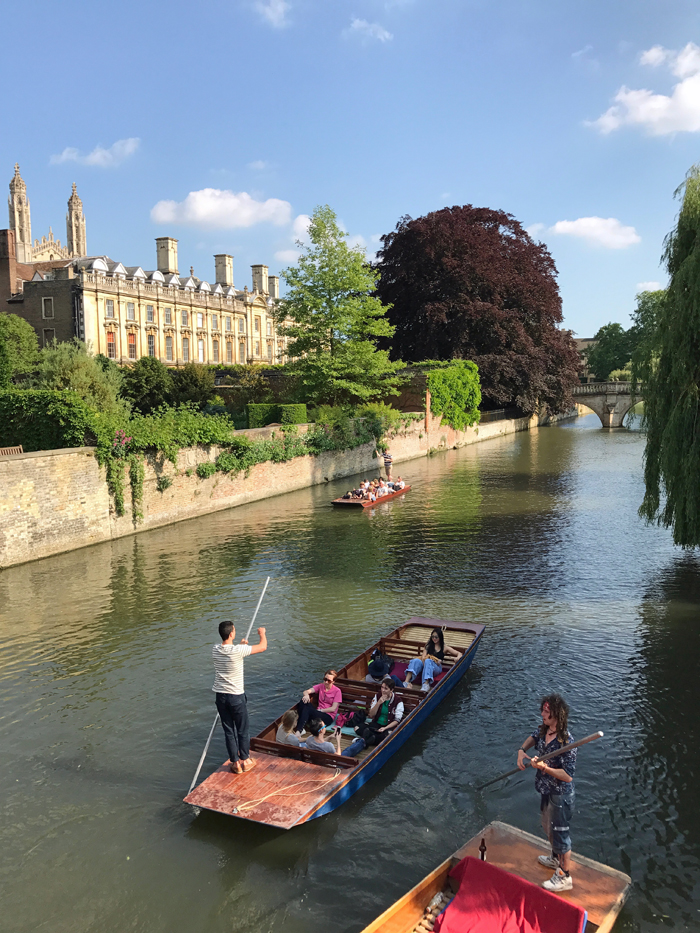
[[434, 857, 587, 933]]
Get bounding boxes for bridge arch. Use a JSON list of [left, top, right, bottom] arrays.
[[572, 382, 642, 428]]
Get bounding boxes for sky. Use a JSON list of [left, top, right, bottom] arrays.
[[2, 0, 700, 337]]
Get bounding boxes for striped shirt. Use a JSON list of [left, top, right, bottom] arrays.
[[212, 643, 252, 694], [383, 452, 393, 465]]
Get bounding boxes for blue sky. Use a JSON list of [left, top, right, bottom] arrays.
[[3, 0, 700, 337]]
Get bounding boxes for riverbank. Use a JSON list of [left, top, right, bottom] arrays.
[[0, 407, 576, 568]]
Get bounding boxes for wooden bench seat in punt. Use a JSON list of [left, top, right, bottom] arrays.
[[249, 737, 356, 768], [184, 751, 350, 829]]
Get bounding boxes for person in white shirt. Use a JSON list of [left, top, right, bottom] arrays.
[[212, 620, 267, 774]]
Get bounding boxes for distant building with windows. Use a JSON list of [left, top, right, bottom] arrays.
[[574, 337, 597, 383], [1, 164, 285, 366]]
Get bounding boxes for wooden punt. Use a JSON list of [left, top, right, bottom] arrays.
[[184, 616, 483, 829], [332, 484, 411, 507], [360, 821, 632, 933]]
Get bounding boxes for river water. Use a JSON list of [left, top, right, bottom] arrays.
[[1, 413, 699, 932]]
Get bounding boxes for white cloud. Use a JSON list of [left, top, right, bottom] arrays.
[[248, 160, 268, 171], [346, 18, 393, 43], [591, 42, 700, 135], [292, 213, 311, 244], [274, 248, 301, 263], [151, 188, 292, 229], [572, 44, 593, 59], [636, 280, 663, 292], [50, 137, 140, 167], [551, 216, 640, 249], [255, 0, 290, 28]]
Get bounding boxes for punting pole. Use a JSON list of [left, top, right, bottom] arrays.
[[476, 730, 604, 791], [187, 577, 272, 796]]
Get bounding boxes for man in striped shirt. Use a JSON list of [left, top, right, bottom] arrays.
[[382, 449, 393, 480], [212, 620, 268, 774]]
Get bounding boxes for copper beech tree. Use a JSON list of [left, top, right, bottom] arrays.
[[375, 206, 581, 414]]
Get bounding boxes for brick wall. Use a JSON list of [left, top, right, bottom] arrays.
[[0, 408, 577, 568]]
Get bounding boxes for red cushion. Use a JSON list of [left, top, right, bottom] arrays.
[[433, 857, 586, 933]]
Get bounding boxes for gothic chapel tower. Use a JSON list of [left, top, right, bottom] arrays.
[[66, 182, 87, 257], [8, 163, 32, 262]]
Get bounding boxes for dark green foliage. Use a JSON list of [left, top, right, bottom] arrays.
[[196, 461, 216, 478], [425, 360, 481, 430], [170, 363, 217, 407], [639, 166, 700, 546], [156, 474, 173, 492], [630, 289, 667, 393], [246, 402, 307, 428], [0, 389, 96, 451], [34, 339, 128, 417], [121, 357, 173, 414], [0, 313, 39, 382], [585, 323, 637, 382]]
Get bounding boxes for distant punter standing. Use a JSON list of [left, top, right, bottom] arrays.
[[382, 448, 393, 481], [212, 620, 267, 774], [517, 693, 577, 892]]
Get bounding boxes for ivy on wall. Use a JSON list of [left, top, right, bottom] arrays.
[[424, 360, 482, 431]]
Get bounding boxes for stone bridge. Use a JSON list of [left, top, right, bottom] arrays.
[[572, 382, 641, 428]]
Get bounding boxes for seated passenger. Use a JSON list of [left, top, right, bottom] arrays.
[[394, 477, 405, 489], [365, 653, 403, 688], [403, 628, 460, 692], [342, 678, 404, 757], [275, 709, 306, 746], [305, 719, 341, 755], [295, 669, 342, 734]]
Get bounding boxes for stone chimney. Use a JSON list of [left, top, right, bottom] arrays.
[[251, 264, 268, 294], [214, 253, 233, 286], [156, 236, 179, 275], [268, 275, 279, 299], [0, 229, 19, 300]]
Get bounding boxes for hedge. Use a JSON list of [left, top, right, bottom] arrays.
[[246, 403, 308, 428], [0, 389, 97, 452]]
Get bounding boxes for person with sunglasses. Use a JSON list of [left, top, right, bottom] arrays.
[[295, 669, 342, 735]]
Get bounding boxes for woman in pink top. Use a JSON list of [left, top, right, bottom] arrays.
[[295, 669, 342, 735]]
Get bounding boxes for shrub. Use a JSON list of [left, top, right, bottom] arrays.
[[196, 461, 216, 478], [34, 339, 129, 418], [0, 389, 97, 451], [170, 363, 217, 408], [120, 357, 173, 415], [156, 474, 173, 492], [0, 313, 39, 384], [426, 360, 481, 431], [246, 402, 307, 428]]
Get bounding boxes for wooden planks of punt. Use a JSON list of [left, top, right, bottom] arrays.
[[184, 617, 484, 828], [332, 485, 411, 508], [360, 821, 632, 933]]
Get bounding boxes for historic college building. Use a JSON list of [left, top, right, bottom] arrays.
[[0, 165, 286, 366]]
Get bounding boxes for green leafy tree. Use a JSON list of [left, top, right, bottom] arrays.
[[639, 166, 700, 546], [274, 205, 405, 405], [0, 313, 39, 385], [170, 362, 217, 408], [34, 339, 128, 417], [121, 357, 173, 414], [629, 289, 667, 392], [425, 360, 482, 430], [585, 323, 635, 381]]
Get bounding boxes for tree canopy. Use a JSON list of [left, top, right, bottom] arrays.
[[33, 339, 128, 417], [274, 205, 405, 406], [374, 206, 580, 414], [638, 166, 700, 546], [0, 313, 39, 386], [586, 322, 636, 381]]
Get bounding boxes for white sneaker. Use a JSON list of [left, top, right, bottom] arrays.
[[537, 854, 560, 870], [420, 681, 430, 692], [402, 681, 412, 688], [542, 869, 573, 892]]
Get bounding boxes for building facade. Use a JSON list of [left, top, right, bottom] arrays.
[[2, 166, 286, 366]]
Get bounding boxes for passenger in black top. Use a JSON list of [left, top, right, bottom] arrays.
[[403, 627, 460, 692]]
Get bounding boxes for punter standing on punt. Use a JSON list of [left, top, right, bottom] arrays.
[[517, 693, 577, 893], [212, 620, 267, 775]]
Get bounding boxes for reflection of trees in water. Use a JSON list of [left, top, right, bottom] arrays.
[[623, 557, 700, 927]]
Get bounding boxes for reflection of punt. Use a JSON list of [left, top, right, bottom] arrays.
[[361, 821, 632, 933], [332, 484, 411, 507], [184, 616, 483, 829]]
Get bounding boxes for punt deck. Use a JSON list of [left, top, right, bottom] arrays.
[[361, 821, 632, 933], [332, 485, 411, 507], [184, 616, 483, 829]]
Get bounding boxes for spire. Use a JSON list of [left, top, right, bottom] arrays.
[[66, 182, 87, 257], [8, 163, 32, 261]]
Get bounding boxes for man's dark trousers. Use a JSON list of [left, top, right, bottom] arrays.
[[215, 692, 250, 763]]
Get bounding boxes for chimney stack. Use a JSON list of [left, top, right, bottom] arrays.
[[156, 236, 179, 275], [214, 253, 234, 286], [251, 264, 268, 295], [268, 275, 279, 299]]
